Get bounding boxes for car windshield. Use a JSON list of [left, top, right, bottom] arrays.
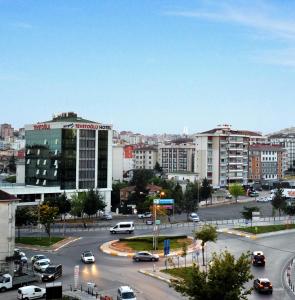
[[262, 281, 270, 287], [122, 292, 135, 299], [84, 252, 93, 257], [40, 261, 48, 266], [0, 276, 4, 283], [37, 255, 45, 260]]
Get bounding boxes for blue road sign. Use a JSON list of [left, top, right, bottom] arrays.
[[164, 239, 170, 255]]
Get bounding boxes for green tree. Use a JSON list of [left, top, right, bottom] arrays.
[[111, 181, 128, 211], [181, 242, 188, 268], [130, 169, 154, 192], [183, 182, 200, 219], [194, 224, 217, 266], [171, 250, 253, 300], [154, 161, 163, 175], [39, 204, 58, 238], [200, 178, 212, 206], [70, 192, 86, 218], [241, 206, 260, 227], [84, 189, 106, 217], [172, 183, 184, 214], [45, 193, 71, 220], [271, 185, 286, 217], [15, 207, 37, 238], [4, 175, 16, 183], [229, 183, 244, 203]]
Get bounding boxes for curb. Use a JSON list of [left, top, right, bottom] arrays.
[[217, 228, 257, 240], [138, 269, 171, 284]]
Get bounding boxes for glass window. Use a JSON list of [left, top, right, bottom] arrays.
[[43, 179, 47, 186], [43, 159, 47, 165], [36, 169, 39, 175], [43, 170, 47, 175]]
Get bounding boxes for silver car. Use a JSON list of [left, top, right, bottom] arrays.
[[34, 259, 50, 272], [132, 251, 159, 262]]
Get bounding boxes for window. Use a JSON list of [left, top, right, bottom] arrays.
[[26, 159, 30, 165], [55, 139, 59, 145], [37, 149, 40, 155], [36, 179, 39, 184], [44, 139, 47, 145], [37, 159, 40, 165], [36, 169, 40, 175], [43, 170, 47, 175], [43, 179, 47, 186], [54, 149, 58, 155], [26, 149, 31, 155], [54, 170, 57, 176], [43, 159, 47, 165]]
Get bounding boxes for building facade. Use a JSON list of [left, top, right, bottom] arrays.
[[0, 124, 14, 140], [194, 125, 262, 187], [249, 144, 286, 181], [133, 146, 158, 170], [158, 139, 195, 174], [112, 144, 124, 182], [23, 112, 112, 210]]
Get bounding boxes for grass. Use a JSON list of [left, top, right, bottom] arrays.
[[15, 236, 64, 247], [235, 224, 295, 234], [119, 235, 190, 251], [162, 266, 193, 280]]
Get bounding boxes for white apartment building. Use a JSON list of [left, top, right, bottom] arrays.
[[194, 125, 262, 187], [133, 146, 158, 170], [158, 139, 195, 174], [112, 144, 124, 182]]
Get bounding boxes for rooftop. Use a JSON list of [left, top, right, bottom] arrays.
[[44, 112, 96, 124]]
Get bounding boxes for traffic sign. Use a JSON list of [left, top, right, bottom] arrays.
[[153, 199, 174, 205], [155, 219, 161, 225], [164, 239, 170, 255]]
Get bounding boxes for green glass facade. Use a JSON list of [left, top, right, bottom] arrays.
[[97, 130, 108, 188]]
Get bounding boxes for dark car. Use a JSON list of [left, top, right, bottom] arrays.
[[133, 251, 159, 262], [253, 278, 273, 294], [41, 264, 62, 282], [252, 251, 265, 266]]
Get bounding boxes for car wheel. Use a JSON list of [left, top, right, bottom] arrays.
[[0, 287, 7, 292], [151, 258, 156, 262], [43, 293, 46, 298], [135, 258, 140, 262], [129, 231, 132, 234]]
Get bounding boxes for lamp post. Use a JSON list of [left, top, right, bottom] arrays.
[[153, 191, 165, 250]]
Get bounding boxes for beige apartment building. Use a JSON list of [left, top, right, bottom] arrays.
[[133, 146, 158, 170], [194, 125, 263, 187]]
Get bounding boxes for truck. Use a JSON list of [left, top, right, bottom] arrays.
[[0, 272, 39, 292]]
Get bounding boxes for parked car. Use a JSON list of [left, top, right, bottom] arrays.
[[117, 286, 136, 300], [31, 254, 50, 265], [189, 213, 200, 222], [41, 264, 62, 282], [146, 219, 153, 225], [132, 251, 159, 262], [256, 197, 268, 202], [249, 191, 259, 197], [253, 278, 273, 294], [34, 259, 50, 272], [81, 251, 95, 263], [101, 213, 112, 220], [251, 251, 265, 266], [137, 212, 152, 219], [17, 285, 46, 300], [225, 193, 232, 199]]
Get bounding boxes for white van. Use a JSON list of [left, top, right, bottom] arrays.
[[17, 285, 46, 299], [110, 222, 134, 234]]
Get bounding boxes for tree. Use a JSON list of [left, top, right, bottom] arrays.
[[172, 183, 184, 214], [39, 204, 58, 238], [111, 181, 128, 211], [181, 242, 188, 268], [183, 182, 200, 219], [45, 193, 71, 220], [15, 207, 37, 238], [70, 192, 86, 218], [170, 250, 253, 300], [229, 183, 244, 203], [200, 178, 212, 206], [271, 185, 286, 217], [154, 161, 163, 175], [130, 169, 154, 192], [84, 189, 106, 217], [241, 206, 260, 227], [194, 224, 217, 266]]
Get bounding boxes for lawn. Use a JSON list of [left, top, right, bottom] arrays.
[[235, 224, 295, 234], [162, 266, 193, 280], [15, 236, 64, 247], [119, 235, 191, 251]]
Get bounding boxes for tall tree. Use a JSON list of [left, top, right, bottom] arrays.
[[194, 224, 217, 266], [111, 181, 128, 211], [272, 185, 286, 217], [84, 189, 106, 217], [183, 182, 199, 219], [130, 169, 154, 192], [171, 250, 253, 300], [15, 207, 37, 238], [229, 183, 244, 203], [70, 192, 86, 218], [154, 161, 163, 175], [46, 193, 71, 220], [241, 206, 260, 227], [200, 178, 212, 206], [172, 183, 184, 214], [39, 204, 58, 238]]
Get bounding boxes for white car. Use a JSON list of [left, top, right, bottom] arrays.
[[17, 285, 46, 300], [189, 213, 200, 222], [138, 212, 152, 219], [81, 251, 95, 263], [102, 213, 112, 220], [31, 254, 50, 264], [34, 259, 50, 272], [117, 286, 136, 300]]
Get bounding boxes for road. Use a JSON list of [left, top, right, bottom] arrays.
[[3, 224, 295, 300]]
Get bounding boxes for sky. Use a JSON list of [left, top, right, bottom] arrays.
[[0, 0, 295, 135]]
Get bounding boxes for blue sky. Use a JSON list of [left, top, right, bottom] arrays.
[[0, 0, 295, 134]]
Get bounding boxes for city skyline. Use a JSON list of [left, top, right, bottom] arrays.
[[1, 0, 295, 134]]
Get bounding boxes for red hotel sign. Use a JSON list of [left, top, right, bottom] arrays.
[[33, 124, 50, 130], [75, 124, 99, 129]]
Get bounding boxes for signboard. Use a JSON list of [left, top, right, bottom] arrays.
[[153, 199, 174, 205], [155, 219, 161, 225], [164, 239, 170, 255], [162, 205, 173, 209]]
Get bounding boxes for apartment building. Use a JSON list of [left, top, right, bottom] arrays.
[[158, 138, 195, 174], [249, 144, 286, 181], [269, 131, 295, 172], [133, 146, 157, 170], [194, 125, 262, 187], [0, 124, 14, 140]]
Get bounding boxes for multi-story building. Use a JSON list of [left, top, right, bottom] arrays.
[[112, 144, 124, 182], [249, 144, 286, 181], [0, 124, 14, 140], [194, 125, 262, 187], [158, 138, 195, 174], [1, 112, 113, 210], [133, 146, 157, 170], [269, 131, 295, 172]]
